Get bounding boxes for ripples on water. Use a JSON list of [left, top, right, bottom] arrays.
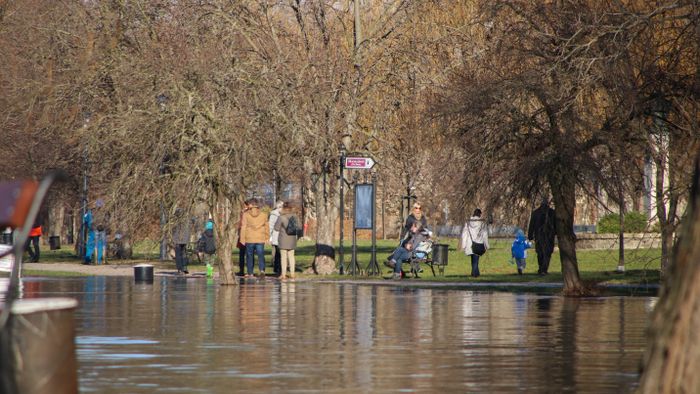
[[15, 276, 653, 393]]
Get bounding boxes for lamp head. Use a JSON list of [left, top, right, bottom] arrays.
[[341, 133, 352, 151]]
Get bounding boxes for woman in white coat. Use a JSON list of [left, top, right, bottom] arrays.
[[461, 208, 489, 277]]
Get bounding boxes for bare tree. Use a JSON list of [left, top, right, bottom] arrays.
[[432, 0, 699, 294], [638, 154, 700, 392], [285, 0, 420, 273], [69, 1, 295, 284]]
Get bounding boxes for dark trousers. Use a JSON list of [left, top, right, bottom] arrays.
[[245, 243, 265, 275], [238, 245, 246, 274], [470, 254, 480, 277], [536, 251, 551, 274], [535, 241, 553, 274], [25, 235, 40, 262], [175, 243, 187, 271], [272, 245, 281, 275]]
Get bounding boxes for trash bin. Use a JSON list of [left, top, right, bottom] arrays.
[[1, 232, 12, 245], [49, 235, 61, 250], [433, 244, 449, 266], [134, 264, 154, 283]]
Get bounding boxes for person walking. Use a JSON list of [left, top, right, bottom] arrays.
[[528, 198, 556, 276], [269, 201, 283, 277], [172, 209, 191, 275], [511, 229, 532, 275], [274, 202, 299, 280], [240, 199, 269, 278], [460, 208, 489, 278], [92, 199, 109, 265], [236, 200, 251, 276], [82, 208, 94, 264], [198, 219, 216, 277], [25, 217, 42, 263]]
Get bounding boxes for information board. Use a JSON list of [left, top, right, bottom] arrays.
[[354, 184, 374, 229]]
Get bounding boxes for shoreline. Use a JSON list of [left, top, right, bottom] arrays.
[[17, 261, 659, 296]]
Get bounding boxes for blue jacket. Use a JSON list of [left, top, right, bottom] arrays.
[[511, 230, 531, 259]]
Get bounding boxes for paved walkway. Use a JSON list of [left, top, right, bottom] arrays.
[[19, 262, 659, 294], [22, 262, 180, 277]]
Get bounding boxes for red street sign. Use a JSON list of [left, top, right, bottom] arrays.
[[344, 157, 375, 169]]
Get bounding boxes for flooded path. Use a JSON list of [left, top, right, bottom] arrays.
[[18, 276, 652, 393]]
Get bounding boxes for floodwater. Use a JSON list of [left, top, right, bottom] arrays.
[[17, 276, 653, 393]]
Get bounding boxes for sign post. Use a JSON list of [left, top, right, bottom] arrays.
[[344, 157, 375, 170], [344, 155, 380, 276]]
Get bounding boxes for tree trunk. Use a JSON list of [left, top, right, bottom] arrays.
[[549, 169, 585, 295], [48, 203, 65, 243], [638, 156, 700, 393], [660, 223, 674, 272], [618, 187, 625, 272], [312, 190, 338, 275], [212, 192, 238, 285], [653, 141, 673, 273]]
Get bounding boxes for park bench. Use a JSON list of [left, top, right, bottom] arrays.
[[385, 243, 449, 278]]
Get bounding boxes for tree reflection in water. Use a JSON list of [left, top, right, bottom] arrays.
[[24, 277, 651, 393]]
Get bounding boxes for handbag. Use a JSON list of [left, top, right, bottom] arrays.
[[468, 224, 487, 256], [472, 242, 486, 256]]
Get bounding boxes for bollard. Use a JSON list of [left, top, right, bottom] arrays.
[[134, 264, 154, 283], [0, 297, 79, 394]]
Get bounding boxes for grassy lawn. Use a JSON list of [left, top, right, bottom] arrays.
[[294, 238, 661, 286], [22, 269, 90, 277], [34, 237, 662, 286]]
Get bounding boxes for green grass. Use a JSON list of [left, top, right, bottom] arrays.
[[294, 238, 661, 286], [34, 238, 662, 286], [23, 269, 90, 277]]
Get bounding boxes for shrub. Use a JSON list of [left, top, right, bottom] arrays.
[[597, 211, 650, 233]]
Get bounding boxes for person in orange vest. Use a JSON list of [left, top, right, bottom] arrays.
[[26, 218, 42, 262]]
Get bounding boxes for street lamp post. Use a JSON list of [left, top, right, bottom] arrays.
[[400, 181, 416, 240], [78, 112, 91, 261], [159, 161, 167, 262], [338, 144, 346, 275], [338, 134, 352, 274], [156, 93, 169, 261]]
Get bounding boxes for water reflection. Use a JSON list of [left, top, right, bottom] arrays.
[[19, 277, 651, 393]]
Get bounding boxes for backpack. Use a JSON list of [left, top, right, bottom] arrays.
[[285, 216, 299, 236], [202, 229, 216, 254]]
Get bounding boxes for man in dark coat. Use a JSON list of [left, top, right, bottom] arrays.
[[172, 209, 191, 275], [528, 198, 556, 275]]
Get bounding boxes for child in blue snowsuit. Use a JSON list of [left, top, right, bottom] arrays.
[[511, 229, 531, 275]]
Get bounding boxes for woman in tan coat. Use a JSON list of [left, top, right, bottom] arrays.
[[240, 199, 269, 278], [274, 202, 299, 280]]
